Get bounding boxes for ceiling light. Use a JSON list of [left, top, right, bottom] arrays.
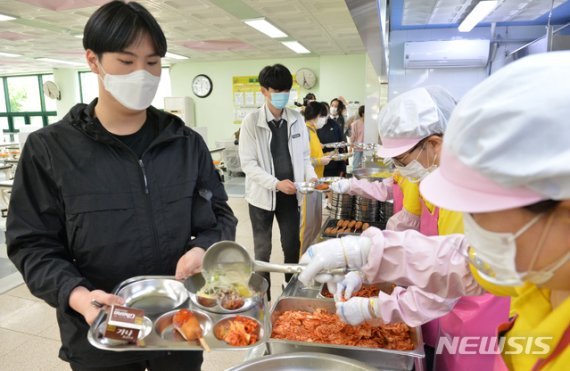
[[458, 1, 498, 32], [243, 18, 287, 38], [74, 34, 83, 39], [0, 14, 16, 21], [0, 52, 22, 58], [281, 41, 310, 54], [36, 58, 85, 66], [165, 52, 189, 60]]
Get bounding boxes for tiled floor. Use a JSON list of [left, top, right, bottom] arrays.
[[0, 190, 291, 370]]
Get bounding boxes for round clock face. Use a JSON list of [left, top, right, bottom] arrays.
[[43, 81, 60, 100], [192, 74, 213, 98], [296, 68, 317, 89]]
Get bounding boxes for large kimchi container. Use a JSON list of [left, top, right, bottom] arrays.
[[268, 297, 424, 371]]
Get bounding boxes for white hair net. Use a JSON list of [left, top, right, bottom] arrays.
[[377, 86, 456, 142], [444, 51, 570, 200]]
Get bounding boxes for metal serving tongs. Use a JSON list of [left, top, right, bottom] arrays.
[[202, 241, 348, 280]]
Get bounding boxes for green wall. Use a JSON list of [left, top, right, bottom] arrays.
[[170, 54, 366, 147]]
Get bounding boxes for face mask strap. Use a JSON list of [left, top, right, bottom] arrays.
[[524, 211, 555, 272], [512, 212, 545, 240]]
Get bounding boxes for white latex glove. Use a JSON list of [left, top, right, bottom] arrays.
[[298, 236, 371, 286], [336, 297, 377, 326], [334, 271, 364, 301], [331, 179, 351, 194], [320, 156, 332, 166]]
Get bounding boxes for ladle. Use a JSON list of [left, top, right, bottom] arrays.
[[202, 241, 348, 280]]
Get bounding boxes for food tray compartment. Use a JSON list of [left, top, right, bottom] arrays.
[[319, 218, 384, 238], [268, 297, 424, 370], [185, 273, 267, 314], [115, 277, 189, 315], [87, 275, 269, 352]]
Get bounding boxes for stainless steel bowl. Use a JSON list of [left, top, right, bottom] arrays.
[[295, 181, 316, 194], [323, 142, 348, 149], [185, 273, 268, 314], [115, 277, 188, 315], [227, 352, 377, 371], [352, 167, 393, 181]]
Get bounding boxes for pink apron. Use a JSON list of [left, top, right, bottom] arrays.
[[418, 198, 511, 370], [392, 182, 403, 214], [419, 198, 440, 347]]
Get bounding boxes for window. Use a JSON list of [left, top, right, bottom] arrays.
[[0, 74, 56, 134], [79, 67, 171, 109], [7, 76, 42, 112]]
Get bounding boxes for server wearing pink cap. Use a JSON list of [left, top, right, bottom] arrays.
[[299, 52, 570, 370], [333, 85, 510, 370]]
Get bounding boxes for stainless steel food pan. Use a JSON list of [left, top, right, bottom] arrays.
[[227, 352, 377, 371], [268, 297, 424, 371]]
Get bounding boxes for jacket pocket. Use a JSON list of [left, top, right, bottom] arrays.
[[159, 181, 194, 237], [64, 193, 137, 272]]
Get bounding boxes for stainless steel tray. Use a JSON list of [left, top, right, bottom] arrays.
[[87, 275, 269, 352], [227, 352, 377, 371], [268, 297, 424, 371]]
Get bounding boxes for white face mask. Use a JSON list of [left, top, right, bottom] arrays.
[[330, 107, 338, 116], [99, 63, 160, 111], [395, 160, 429, 183], [394, 146, 437, 183], [316, 116, 327, 129], [463, 212, 570, 286]]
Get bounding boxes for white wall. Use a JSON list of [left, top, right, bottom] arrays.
[[53, 68, 80, 121], [170, 54, 367, 147]]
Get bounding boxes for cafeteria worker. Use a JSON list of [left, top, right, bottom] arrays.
[[299, 52, 570, 370], [334, 86, 510, 370]]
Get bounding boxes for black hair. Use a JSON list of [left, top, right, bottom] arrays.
[[258, 64, 293, 91], [304, 101, 325, 121], [330, 98, 346, 114], [358, 105, 365, 118], [524, 200, 561, 214], [303, 93, 316, 106], [83, 1, 167, 58]]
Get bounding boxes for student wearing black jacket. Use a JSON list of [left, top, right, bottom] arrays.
[[6, 2, 236, 370], [317, 102, 347, 176]]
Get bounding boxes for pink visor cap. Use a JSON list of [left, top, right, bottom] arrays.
[[420, 149, 546, 213], [377, 137, 422, 158]]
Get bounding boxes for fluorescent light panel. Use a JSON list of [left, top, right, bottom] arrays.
[[36, 58, 85, 66], [0, 52, 22, 57], [0, 13, 16, 21], [281, 41, 310, 54], [164, 52, 189, 60], [244, 18, 287, 38], [458, 1, 498, 32]]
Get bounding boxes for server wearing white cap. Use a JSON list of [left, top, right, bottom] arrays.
[[299, 52, 570, 370]]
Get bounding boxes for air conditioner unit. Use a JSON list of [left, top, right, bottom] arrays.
[[404, 39, 490, 69]]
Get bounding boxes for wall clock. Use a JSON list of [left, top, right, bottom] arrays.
[[192, 74, 213, 98], [43, 81, 61, 100], [295, 68, 317, 89]]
